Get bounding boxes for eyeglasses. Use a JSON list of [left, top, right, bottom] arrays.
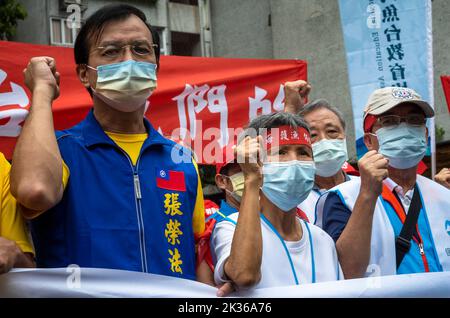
[[377, 114, 426, 128], [90, 42, 158, 59]]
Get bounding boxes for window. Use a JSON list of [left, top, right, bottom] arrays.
[[155, 27, 169, 55], [171, 31, 201, 56], [50, 17, 82, 46]]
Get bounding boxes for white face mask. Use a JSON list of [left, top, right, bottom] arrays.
[[312, 139, 348, 177], [261, 160, 316, 212], [375, 123, 427, 169], [88, 60, 157, 112]]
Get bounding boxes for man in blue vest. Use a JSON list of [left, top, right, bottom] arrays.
[[11, 4, 205, 281]]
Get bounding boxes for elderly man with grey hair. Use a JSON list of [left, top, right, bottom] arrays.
[[284, 81, 358, 225]]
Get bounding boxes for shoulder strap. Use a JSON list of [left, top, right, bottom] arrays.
[[395, 184, 422, 269]]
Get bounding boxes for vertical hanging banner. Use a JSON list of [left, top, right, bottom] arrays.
[[338, 0, 434, 157]]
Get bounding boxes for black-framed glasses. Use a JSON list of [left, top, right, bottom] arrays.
[[91, 42, 158, 59], [377, 114, 426, 128]]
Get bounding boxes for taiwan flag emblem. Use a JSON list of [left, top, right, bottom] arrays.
[[156, 168, 186, 192]]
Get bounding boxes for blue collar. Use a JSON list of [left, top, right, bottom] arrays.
[[81, 109, 174, 150], [220, 200, 239, 216]]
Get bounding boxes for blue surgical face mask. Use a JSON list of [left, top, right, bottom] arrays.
[[312, 139, 348, 177], [375, 123, 427, 169], [88, 60, 157, 112], [261, 160, 316, 212]]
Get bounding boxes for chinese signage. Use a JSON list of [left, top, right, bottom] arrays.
[[339, 0, 434, 157]]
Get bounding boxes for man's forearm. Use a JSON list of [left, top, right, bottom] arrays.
[[336, 190, 378, 279], [224, 176, 262, 288], [11, 87, 63, 211]]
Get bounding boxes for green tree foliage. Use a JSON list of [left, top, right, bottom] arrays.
[[436, 125, 445, 143], [0, 0, 27, 40]]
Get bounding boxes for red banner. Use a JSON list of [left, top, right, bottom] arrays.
[[0, 41, 306, 161], [441, 75, 450, 113]]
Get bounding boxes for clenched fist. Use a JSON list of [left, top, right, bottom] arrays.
[[23, 56, 60, 101], [235, 136, 264, 185], [435, 168, 450, 189], [283, 80, 311, 114], [0, 237, 22, 274], [358, 150, 389, 197]]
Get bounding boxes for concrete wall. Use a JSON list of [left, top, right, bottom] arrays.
[[13, 0, 50, 45], [83, 0, 168, 29], [270, 0, 356, 157], [210, 0, 273, 59], [211, 0, 450, 159]]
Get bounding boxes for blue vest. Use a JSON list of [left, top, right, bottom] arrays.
[[206, 200, 238, 223], [31, 110, 199, 280]]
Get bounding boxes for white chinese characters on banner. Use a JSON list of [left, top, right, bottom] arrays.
[[173, 84, 229, 147], [249, 85, 284, 121], [173, 83, 285, 148], [0, 69, 29, 137]]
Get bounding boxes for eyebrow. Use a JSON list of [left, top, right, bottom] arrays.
[[324, 123, 342, 129], [98, 39, 152, 46]]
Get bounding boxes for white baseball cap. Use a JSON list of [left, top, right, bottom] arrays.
[[363, 87, 434, 119]]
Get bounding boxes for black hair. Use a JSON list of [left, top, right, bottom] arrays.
[[299, 99, 346, 130], [74, 4, 160, 95]]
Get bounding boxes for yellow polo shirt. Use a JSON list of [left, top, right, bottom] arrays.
[[0, 153, 34, 255]]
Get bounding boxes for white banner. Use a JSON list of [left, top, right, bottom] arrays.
[[0, 268, 449, 298]]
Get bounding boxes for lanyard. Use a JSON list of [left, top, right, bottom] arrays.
[[380, 184, 430, 272], [260, 214, 316, 284]]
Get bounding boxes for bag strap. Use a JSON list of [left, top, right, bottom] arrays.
[[395, 184, 422, 268]]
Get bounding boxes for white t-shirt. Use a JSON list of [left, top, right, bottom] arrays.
[[211, 212, 343, 289]]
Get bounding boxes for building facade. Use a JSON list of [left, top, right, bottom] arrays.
[[14, 0, 213, 57]]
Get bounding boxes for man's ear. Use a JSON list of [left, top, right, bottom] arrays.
[[215, 174, 227, 190], [364, 132, 377, 151], [76, 64, 90, 89]]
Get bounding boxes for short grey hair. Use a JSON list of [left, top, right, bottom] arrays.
[[299, 99, 346, 130], [240, 112, 310, 142]]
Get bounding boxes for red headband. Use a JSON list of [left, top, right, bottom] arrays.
[[264, 126, 311, 150]]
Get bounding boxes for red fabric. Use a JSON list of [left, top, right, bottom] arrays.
[[265, 126, 311, 150], [215, 143, 237, 175], [196, 199, 219, 271], [416, 161, 428, 175], [0, 41, 307, 160], [342, 161, 359, 176], [296, 207, 310, 223], [441, 75, 450, 113], [156, 170, 186, 191], [364, 114, 377, 133]]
